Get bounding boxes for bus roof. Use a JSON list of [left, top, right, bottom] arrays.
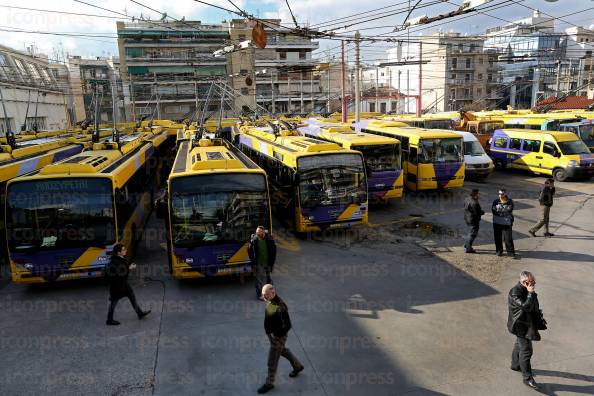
[[170, 138, 262, 178], [362, 121, 462, 140], [298, 122, 400, 147], [496, 129, 580, 142]]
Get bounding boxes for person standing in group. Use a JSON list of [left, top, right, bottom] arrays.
[[106, 244, 151, 325], [492, 188, 519, 259], [508, 271, 542, 390], [257, 284, 304, 394], [463, 189, 485, 253], [529, 178, 555, 238], [249, 226, 277, 300]]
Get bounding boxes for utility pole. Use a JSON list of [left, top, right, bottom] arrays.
[[355, 31, 361, 123], [397, 70, 401, 113], [388, 68, 393, 112], [417, 41, 422, 117], [406, 69, 410, 113], [375, 65, 379, 112], [341, 41, 347, 122], [271, 73, 276, 114], [589, 56, 593, 96], [327, 67, 331, 113], [555, 60, 561, 97]]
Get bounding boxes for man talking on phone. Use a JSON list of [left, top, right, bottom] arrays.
[[507, 271, 541, 390]]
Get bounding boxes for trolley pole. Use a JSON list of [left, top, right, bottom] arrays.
[[417, 41, 422, 117], [355, 31, 361, 123], [341, 41, 347, 123]]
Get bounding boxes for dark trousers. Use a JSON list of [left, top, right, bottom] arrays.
[[493, 223, 515, 254], [107, 287, 143, 321], [266, 334, 302, 385], [530, 205, 551, 234], [255, 265, 272, 298], [464, 223, 480, 251], [512, 336, 533, 380]]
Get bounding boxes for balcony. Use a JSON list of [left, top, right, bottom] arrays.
[[447, 78, 475, 85]]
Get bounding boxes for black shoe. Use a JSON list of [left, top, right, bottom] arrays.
[[289, 365, 304, 378], [106, 319, 120, 326], [138, 310, 151, 320], [528, 230, 536, 237], [512, 254, 521, 260], [510, 365, 521, 372], [544, 232, 554, 237], [257, 383, 274, 394], [496, 251, 503, 256], [465, 248, 477, 254], [523, 377, 539, 390]]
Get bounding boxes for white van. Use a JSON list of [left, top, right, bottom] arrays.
[[452, 131, 494, 180]]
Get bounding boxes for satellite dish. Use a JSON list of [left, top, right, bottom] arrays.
[[245, 76, 253, 86], [252, 21, 267, 49]]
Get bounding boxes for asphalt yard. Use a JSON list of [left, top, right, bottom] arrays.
[[1, 169, 593, 396]]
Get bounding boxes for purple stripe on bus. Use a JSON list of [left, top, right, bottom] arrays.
[[433, 162, 463, 189], [173, 243, 249, 276]]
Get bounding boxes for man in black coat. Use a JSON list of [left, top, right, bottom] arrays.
[[257, 284, 303, 394], [106, 244, 151, 325], [508, 271, 541, 390], [529, 178, 555, 237], [463, 189, 485, 253], [248, 226, 277, 300]]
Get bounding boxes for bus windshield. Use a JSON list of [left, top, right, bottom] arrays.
[[298, 154, 366, 208], [558, 140, 591, 155], [170, 173, 269, 248], [479, 122, 503, 134], [6, 178, 116, 251], [424, 120, 454, 129], [578, 125, 594, 143], [353, 144, 401, 172], [464, 140, 486, 156], [418, 138, 463, 163]]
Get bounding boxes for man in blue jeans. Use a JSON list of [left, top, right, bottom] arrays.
[[248, 226, 277, 300]]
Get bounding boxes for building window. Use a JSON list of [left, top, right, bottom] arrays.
[[299, 51, 306, 60], [279, 51, 287, 60], [450, 89, 456, 99], [452, 58, 457, 68], [458, 43, 463, 52], [488, 74, 493, 82], [478, 57, 484, 64], [465, 74, 470, 82], [0, 117, 14, 134], [451, 73, 457, 79], [369, 102, 375, 112], [25, 117, 47, 130], [477, 88, 482, 96], [380, 102, 386, 113], [466, 58, 471, 68], [477, 73, 483, 80], [464, 88, 471, 98]]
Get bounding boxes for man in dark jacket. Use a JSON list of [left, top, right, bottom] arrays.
[[463, 189, 485, 253], [508, 271, 541, 390], [257, 284, 304, 394], [248, 226, 277, 300], [529, 179, 555, 237], [106, 244, 150, 325]]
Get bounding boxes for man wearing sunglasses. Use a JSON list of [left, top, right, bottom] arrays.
[[508, 271, 541, 390]]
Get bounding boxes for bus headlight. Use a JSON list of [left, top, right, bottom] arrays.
[[568, 160, 578, 167]]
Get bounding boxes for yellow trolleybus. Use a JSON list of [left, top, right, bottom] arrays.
[[298, 120, 403, 202], [357, 120, 465, 191], [5, 130, 171, 283], [234, 122, 368, 233], [162, 134, 272, 278]]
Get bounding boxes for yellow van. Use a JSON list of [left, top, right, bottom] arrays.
[[489, 129, 594, 181]]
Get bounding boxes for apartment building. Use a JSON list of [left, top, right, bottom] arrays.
[[384, 33, 499, 113], [116, 20, 229, 121], [0, 44, 70, 133]]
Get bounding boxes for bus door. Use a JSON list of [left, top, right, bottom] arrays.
[[540, 141, 560, 174], [406, 146, 419, 190]]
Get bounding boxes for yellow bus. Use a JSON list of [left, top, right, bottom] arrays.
[[161, 134, 272, 278], [298, 120, 403, 202], [357, 120, 465, 191], [5, 130, 172, 284], [234, 122, 368, 233]]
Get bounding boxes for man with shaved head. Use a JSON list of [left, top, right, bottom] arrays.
[[257, 284, 304, 394]]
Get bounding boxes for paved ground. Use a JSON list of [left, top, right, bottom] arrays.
[[1, 169, 593, 396]]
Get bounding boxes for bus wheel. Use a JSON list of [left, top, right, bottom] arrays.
[[553, 168, 567, 182], [494, 159, 505, 170]]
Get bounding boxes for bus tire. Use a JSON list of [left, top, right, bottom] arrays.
[[553, 168, 567, 182], [494, 159, 505, 170]]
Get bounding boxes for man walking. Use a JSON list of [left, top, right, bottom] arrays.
[[529, 178, 555, 237], [257, 284, 304, 394], [463, 189, 485, 253], [508, 271, 541, 390], [249, 226, 277, 300]]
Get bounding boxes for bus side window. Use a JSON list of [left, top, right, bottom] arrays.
[[494, 137, 508, 148], [543, 142, 558, 157], [469, 125, 477, 134], [509, 138, 522, 150], [524, 139, 542, 153]]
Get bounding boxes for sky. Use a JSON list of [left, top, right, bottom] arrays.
[[0, 0, 592, 62]]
